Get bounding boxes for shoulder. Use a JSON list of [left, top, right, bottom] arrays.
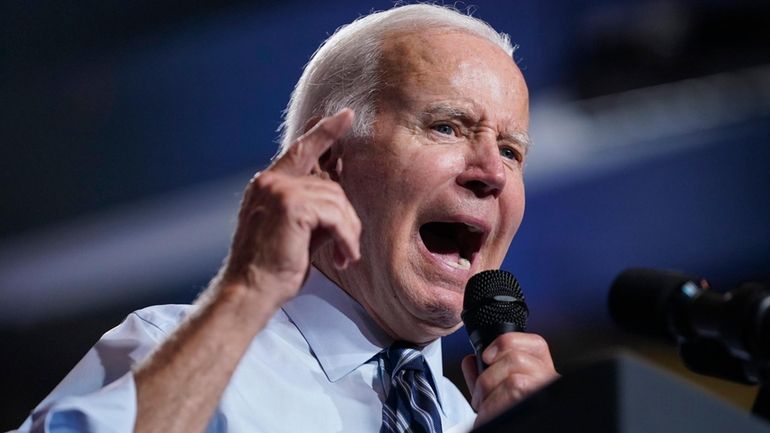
[[92, 305, 196, 370], [127, 304, 195, 337]]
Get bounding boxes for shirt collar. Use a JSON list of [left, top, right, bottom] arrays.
[[281, 267, 446, 402]]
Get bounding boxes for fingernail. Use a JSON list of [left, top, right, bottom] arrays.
[[336, 108, 353, 121]]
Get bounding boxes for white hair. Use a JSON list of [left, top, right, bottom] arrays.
[[276, 3, 517, 157]]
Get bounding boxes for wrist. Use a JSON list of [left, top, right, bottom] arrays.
[[205, 266, 304, 328]]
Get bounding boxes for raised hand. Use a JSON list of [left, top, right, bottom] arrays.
[[133, 109, 361, 433], [219, 108, 361, 306]]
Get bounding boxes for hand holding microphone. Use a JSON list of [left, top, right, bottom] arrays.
[[461, 270, 559, 425]]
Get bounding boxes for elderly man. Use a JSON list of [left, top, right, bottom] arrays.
[[16, 4, 557, 433]]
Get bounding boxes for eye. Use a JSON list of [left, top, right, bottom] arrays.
[[499, 146, 521, 161], [431, 123, 456, 136]]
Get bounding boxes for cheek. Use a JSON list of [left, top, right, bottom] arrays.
[[373, 149, 462, 203], [399, 147, 466, 191], [339, 157, 413, 245], [501, 177, 526, 235]]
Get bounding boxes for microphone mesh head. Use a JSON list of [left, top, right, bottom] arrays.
[[462, 270, 528, 330]]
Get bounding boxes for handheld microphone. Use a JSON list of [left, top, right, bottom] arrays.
[[462, 270, 528, 373], [608, 268, 770, 383]]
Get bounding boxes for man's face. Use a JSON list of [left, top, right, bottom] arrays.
[[331, 30, 529, 343]]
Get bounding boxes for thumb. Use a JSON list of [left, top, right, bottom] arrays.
[[461, 354, 479, 397]]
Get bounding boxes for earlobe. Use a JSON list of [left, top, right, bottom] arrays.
[[316, 147, 342, 182]]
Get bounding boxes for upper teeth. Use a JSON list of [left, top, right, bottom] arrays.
[[467, 225, 482, 233]]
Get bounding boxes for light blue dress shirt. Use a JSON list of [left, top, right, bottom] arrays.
[[14, 269, 476, 433]]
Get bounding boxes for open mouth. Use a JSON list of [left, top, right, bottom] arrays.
[[419, 222, 485, 271]]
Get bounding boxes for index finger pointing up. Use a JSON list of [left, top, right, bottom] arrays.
[[272, 108, 355, 176]]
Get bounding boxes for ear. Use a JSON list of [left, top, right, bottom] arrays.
[[304, 115, 343, 182]]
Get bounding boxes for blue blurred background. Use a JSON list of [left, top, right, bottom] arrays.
[[2, 0, 769, 428]]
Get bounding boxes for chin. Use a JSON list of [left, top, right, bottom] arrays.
[[409, 285, 465, 338], [409, 314, 464, 343], [424, 303, 461, 328]]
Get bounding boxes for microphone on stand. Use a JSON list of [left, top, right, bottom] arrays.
[[608, 267, 770, 382], [608, 267, 770, 421], [462, 270, 528, 373]]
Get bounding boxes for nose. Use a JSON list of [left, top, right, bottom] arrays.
[[456, 138, 506, 198]]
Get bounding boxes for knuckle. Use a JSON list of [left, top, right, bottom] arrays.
[[248, 170, 263, 185], [252, 172, 273, 189], [506, 374, 530, 392], [511, 351, 530, 365], [530, 333, 548, 348], [531, 334, 551, 358], [289, 138, 306, 156], [253, 171, 289, 195], [328, 180, 345, 194], [295, 213, 314, 229]]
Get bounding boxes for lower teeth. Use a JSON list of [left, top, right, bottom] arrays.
[[448, 257, 471, 270]]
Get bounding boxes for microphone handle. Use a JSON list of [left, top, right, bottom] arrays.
[[468, 322, 523, 372]]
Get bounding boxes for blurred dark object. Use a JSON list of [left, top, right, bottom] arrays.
[[609, 269, 770, 384], [609, 269, 770, 420], [572, 1, 770, 98]]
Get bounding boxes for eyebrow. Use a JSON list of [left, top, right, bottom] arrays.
[[420, 102, 532, 153], [502, 131, 532, 154], [419, 102, 481, 129], [421, 102, 477, 120]]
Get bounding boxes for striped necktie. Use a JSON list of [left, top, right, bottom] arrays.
[[379, 342, 443, 433]]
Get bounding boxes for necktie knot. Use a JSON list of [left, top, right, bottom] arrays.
[[382, 343, 428, 376]]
